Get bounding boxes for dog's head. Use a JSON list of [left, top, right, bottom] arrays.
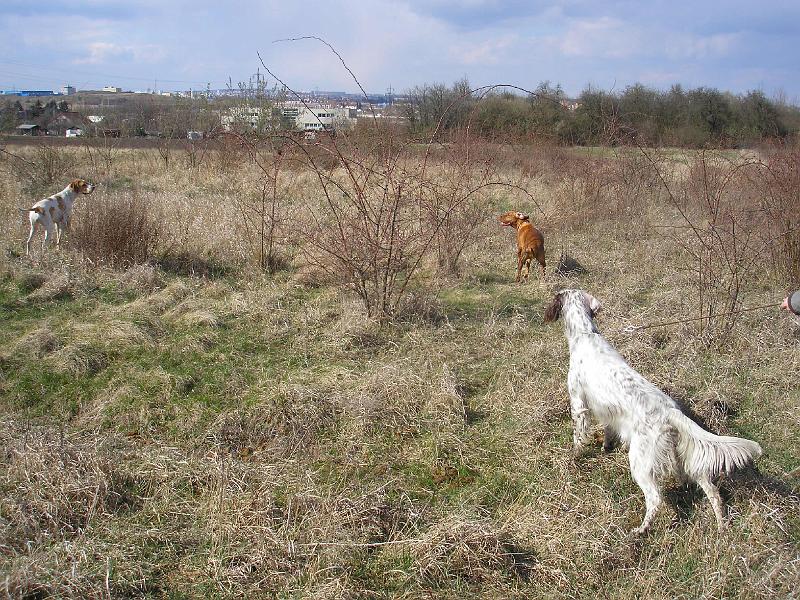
[[498, 210, 530, 228], [70, 179, 96, 194], [544, 289, 602, 323]]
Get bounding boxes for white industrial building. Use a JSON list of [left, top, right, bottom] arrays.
[[221, 106, 270, 131], [221, 104, 356, 133], [294, 107, 356, 132]]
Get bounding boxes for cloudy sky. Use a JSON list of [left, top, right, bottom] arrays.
[[1, 0, 798, 99]]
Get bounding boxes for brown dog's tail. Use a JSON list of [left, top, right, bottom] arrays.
[[19, 207, 43, 214]]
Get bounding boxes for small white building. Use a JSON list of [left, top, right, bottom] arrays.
[[221, 104, 357, 133], [61, 85, 76, 96], [65, 128, 83, 137], [102, 86, 122, 93], [294, 107, 356, 132], [221, 106, 271, 131]]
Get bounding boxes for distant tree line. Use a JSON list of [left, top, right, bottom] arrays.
[[0, 98, 71, 132], [405, 80, 800, 147]]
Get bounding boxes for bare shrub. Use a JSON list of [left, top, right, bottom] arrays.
[[641, 148, 774, 340], [227, 134, 291, 273], [424, 131, 504, 275], [290, 122, 529, 319], [245, 55, 540, 319], [183, 139, 208, 170], [70, 192, 161, 267], [209, 132, 249, 174], [555, 151, 658, 227], [757, 145, 800, 284], [82, 136, 119, 178], [19, 145, 79, 196]]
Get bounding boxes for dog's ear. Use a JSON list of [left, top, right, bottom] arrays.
[[70, 179, 83, 192], [583, 291, 602, 317], [543, 292, 564, 323]]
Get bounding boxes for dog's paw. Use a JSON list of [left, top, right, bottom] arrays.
[[571, 446, 589, 462], [715, 518, 730, 533], [630, 525, 649, 537]]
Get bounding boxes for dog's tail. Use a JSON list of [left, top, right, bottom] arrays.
[[669, 409, 762, 479], [19, 207, 43, 214]]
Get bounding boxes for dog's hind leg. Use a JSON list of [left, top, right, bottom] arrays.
[[696, 475, 726, 530], [602, 426, 618, 453], [536, 249, 546, 279], [42, 224, 54, 251], [25, 223, 36, 256], [629, 438, 663, 534]]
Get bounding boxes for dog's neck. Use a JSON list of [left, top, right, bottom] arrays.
[[562, 295, 599, 349], [59, 185, 80, 201]]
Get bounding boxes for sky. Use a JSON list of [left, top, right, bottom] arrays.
[[1, 0, 799, 100]]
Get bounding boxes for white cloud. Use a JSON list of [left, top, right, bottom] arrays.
[[448, 34, 518, 66], [664, 32, 740, 60], [0, 0, 797, 96], [74, 41, 165, 65], [557, 17, 641, 59]]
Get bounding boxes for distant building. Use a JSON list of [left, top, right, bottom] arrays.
[[221, 104, 356, 133], [61, 85, 76, 96], [2, 90, 55, 97], [47, 112, 90, 136], [65, 128, 83, 138], [16, 123, 40, 135], [221, 105, 271, 131], [187, 130, 203, 140], [102, 86, 122, 93], [294, 107, 356, 132]]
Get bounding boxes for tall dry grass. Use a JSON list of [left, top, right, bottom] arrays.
[[0, 133, 798, 598]]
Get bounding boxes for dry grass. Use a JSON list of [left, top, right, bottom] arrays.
[[0, 141, 797, 598]]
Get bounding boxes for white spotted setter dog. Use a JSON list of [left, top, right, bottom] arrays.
[[21, 178, 95, 255], [544, 289, 762, 534]]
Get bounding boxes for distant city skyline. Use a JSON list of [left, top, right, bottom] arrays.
[[2, 1, 799, 102]]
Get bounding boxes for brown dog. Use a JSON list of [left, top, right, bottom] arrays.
[[498, 211, 546, 282]]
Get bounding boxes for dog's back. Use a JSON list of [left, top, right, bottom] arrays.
[[498, 211, 546, 280]]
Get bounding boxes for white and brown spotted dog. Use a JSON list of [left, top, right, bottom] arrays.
[[21, 178, 96, 254]]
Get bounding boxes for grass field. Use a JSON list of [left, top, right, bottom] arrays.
[[0, 138, 797, 598]]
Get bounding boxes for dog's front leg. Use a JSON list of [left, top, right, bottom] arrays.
[[568, 375, 591, 457]]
